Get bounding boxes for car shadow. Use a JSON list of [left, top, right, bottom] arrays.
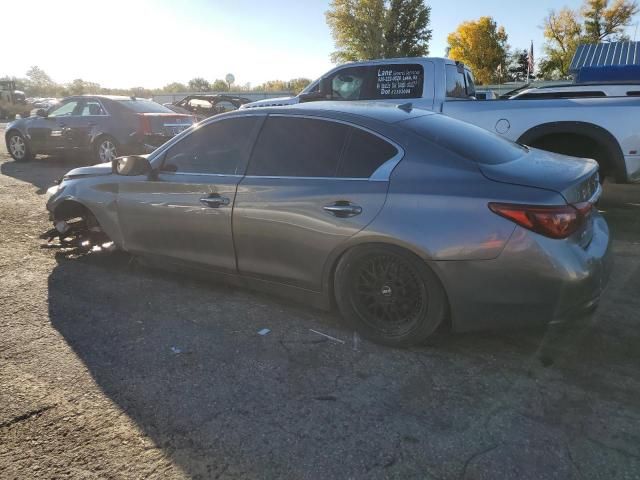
[[0, 155, 89, 194], [45, 236, 640, 477]]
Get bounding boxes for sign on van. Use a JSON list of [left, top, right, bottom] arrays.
[[375, 64, 423, 99]]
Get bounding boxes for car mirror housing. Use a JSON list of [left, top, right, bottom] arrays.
[[113, 155, 152, 176]]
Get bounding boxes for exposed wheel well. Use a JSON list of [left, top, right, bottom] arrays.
[[53, 200, 91, 221], [517, 122, 627, 183]]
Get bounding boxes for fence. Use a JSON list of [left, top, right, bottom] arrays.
[[152, 91, 294, 104]]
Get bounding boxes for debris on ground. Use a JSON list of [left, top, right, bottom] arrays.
[[258, 328, 271, 336], [309, 329, 345, 344]]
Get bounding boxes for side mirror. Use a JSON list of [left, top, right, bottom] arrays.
[[112, 155, 152, 176], [36, 108, 48, 117]]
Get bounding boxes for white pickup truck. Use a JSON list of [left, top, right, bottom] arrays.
[[243, 57, 640, 183]]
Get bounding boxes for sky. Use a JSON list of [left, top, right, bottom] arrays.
[[4, 0, 639, 89]]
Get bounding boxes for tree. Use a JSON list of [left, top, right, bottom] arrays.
[[211, 79, 230, 91], [446, 17, 509, 85], [288, 78, 312, 93], [162, 82, 188, 93], [540, 0, 638, 80], [67, 79, 101, 95], [188, 77, 211, 92], [25, 66, 56, 96], [255, 80, 290, 92], [325, 0, 431, 63], [383, 0, 432, 57], [582, 0, 639, 42], [508, 49, 536, 82]]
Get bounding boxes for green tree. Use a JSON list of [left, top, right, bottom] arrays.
[[162, 82, 188, 93], [446, 17, 509, 84], [383, 0, 432, 57], [67, 79, 101, 95], [583, 0, 639, 42], [508, 49, 536, 82], [326, 0, 431, 63], [25, 66, 56, 96], [540, 0, 638, 79], [188, 77, 211, 92], [211, 79, 230, 91], [288, 78, 312, 93]]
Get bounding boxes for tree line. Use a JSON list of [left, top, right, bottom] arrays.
[[327, 0, 638, 84], [1, 67, 312, 98]]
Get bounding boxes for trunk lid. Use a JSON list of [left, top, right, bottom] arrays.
[[479, 148, 601, 204]]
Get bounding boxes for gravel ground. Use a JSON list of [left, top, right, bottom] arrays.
[[1, 130, 640, 479]]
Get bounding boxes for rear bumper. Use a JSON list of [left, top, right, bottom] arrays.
[[436, 213, 613, 332]]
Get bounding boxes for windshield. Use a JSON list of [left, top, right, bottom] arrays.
[[117, 99, 175, 113]]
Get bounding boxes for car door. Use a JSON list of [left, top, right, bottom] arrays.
[[233, 115, 402, 291], [116, 115, 264, 271], [27, 99, 82, 153], [71, 98, 109, 152]]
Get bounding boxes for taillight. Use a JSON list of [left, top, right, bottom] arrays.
[[488, 202, 593, 239], [137, 114, 152, 135]]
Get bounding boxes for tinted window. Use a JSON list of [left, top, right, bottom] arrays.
[[49, 101, 79, 117], [446, 65, 467, 98], [337, 128, 398, 178], [248, 117, 348, 177], [163, 117, 260, 175], [118, 99, 174, 113], [402, 114, 527, 165], [465, 71, 476, 97], [329, 64, 424, 101]]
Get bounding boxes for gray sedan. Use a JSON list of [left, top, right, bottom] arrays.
[[45, 102, 612, 346]]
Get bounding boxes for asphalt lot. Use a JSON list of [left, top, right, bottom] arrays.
[[1, 125, 639, 479]]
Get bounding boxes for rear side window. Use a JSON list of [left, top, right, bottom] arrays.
[[402, 114, 527, 165], [328, 64, 424, 101], [163, 117, 261, 175], [117, 99, 174, 113], [338, 128, 398, 177], [247, 117, 349, 177]]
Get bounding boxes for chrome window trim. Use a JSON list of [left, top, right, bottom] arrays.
[[257, 113, 405, 181], [147, 111, 405, 181], [158, 172, 244, 178]]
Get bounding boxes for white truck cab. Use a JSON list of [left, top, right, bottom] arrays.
[[243, 57, 640, 183]]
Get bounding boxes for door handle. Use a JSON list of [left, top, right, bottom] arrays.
[[323, 201, 362, 218], [200, 194, 230, 208]]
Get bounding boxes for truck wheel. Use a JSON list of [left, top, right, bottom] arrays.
[[7, 131, 33, 162], [334, 245, 447, 347], [94, 136, 119, 164]]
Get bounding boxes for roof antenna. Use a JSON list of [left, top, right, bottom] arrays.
[[397, 102, 413, 112]]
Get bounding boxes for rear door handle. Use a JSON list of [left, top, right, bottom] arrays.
[[200, 194, 230, 208], [323, 202, 362, 218]]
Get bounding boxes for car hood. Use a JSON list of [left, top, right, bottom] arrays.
[[63, 162, 113, 180]]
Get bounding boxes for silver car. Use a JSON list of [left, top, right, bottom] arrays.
[[46, 102, 613, 346]]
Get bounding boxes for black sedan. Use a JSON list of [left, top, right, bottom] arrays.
[[5, 95, 195, 163]]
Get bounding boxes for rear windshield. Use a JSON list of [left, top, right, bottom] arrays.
[[328, 63, 424, 101], [401, 114, 527, 165], [117, 99, 174, 113]]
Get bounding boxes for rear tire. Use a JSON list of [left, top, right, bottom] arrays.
[[94, 136, 118, 164], [334, 245, 447, 347], [6, 131, 33, 162]]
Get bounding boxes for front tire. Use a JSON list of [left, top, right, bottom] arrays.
[[7, 131, 33, 162], [94, 136, 118, 164], [334, 245, 447, 347]]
